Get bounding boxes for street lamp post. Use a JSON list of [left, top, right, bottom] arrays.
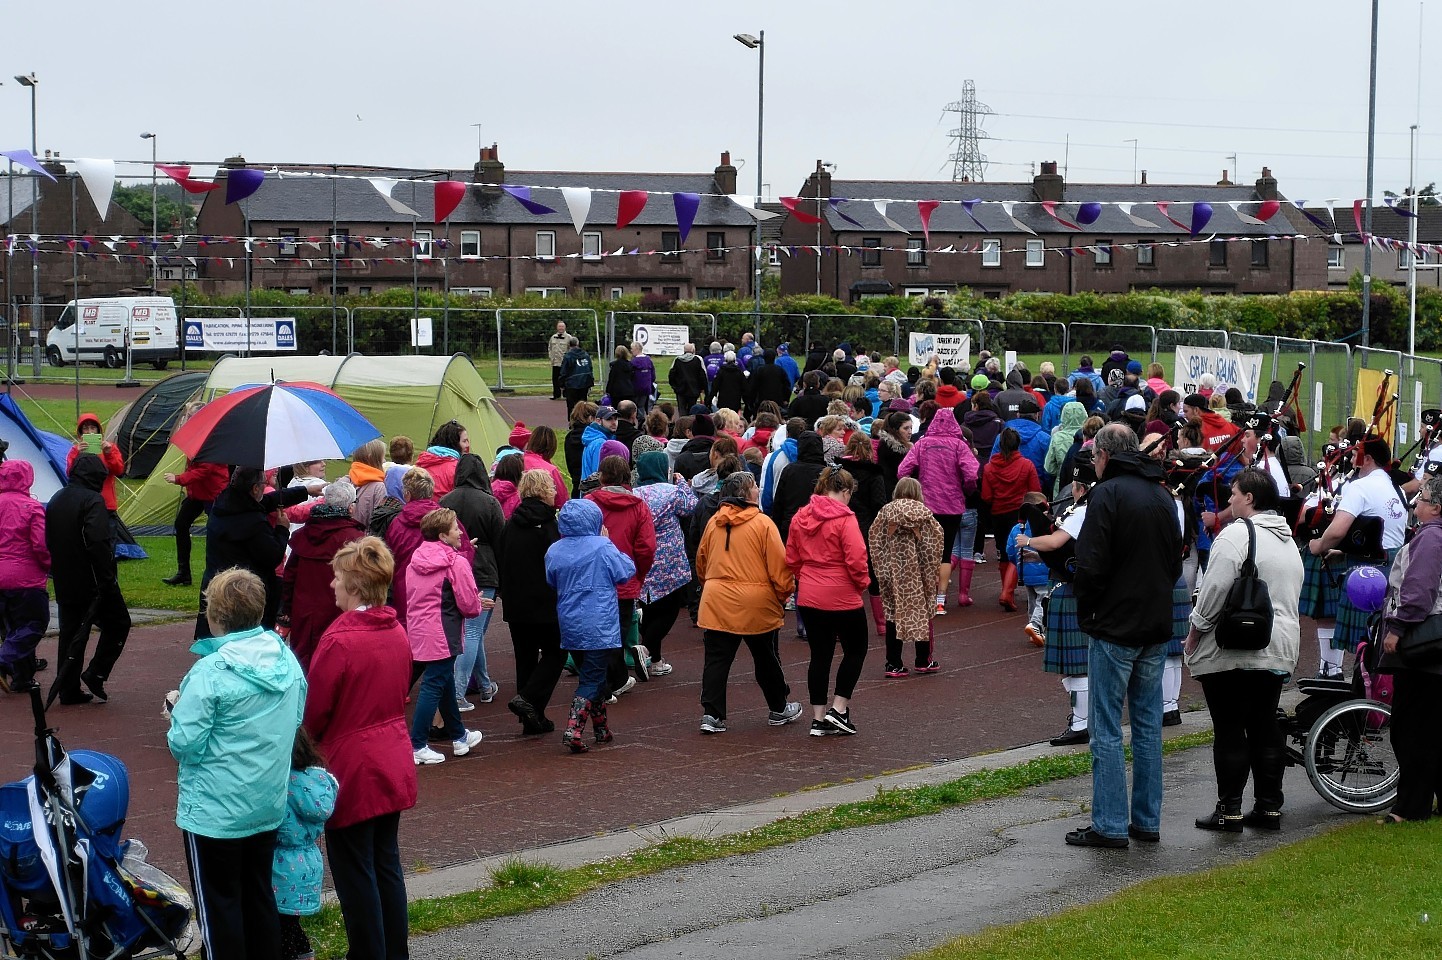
[[735, 31, 764, 337], [120, 132, 158, 388], [15, 73, 37, 379]]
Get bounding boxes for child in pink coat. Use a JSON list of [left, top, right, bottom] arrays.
[[0, 461, 51, 690]]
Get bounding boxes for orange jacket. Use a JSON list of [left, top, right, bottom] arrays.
[[695, 501, 795, 635]]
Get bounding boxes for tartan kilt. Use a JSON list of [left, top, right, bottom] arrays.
[[1333, 550, 1397, 652], [1044, 581, 1089, 676], [1167, 577, 1190, 658], [1298, 546, 1339, 621]]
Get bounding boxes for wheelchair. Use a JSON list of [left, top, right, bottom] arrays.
[[1279, 656, 1397, 814]]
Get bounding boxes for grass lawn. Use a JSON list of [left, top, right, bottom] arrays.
[[915, 818, 1442, 960], [117, 537, 197, 612]]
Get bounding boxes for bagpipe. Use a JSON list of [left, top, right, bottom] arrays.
[[1023, 449, 1098, 582]]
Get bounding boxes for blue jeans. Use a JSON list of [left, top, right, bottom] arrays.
[[571, 648, 613, 703], [411, 657, 465, 750], [453, 589, 496, 700], [1087, 636, 1166, 838], [950, 508, 979, 564]]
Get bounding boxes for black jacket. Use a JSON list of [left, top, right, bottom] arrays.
[[788, 390, 830, 430], [564, 426, 586, 498], [615, 418, 641, 452], [748, 352, 793, 412], [199, 481, 311, 632], [1073, 449, 1181, 646], [877, 432, 911, 497], [673, 436, 715, 482], [668, 354, 707, 402], [769, 431, 827, 542], [842, 457, 887, 546], [708, 362, 745, 411], [496, 496, 560, 624], [605, 357, 636, 403], [45, 454, 115, 605], [439, 454, 504, 590], [560, 348, 594, 391]]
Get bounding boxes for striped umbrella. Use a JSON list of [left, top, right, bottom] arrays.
[[171, 380, 381, 470]]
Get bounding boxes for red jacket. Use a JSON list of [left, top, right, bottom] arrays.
[[414, 449, 459, 497], [174, 461, 229, 503], [784, 493, 869, 610], [66, 442, 125, 511], [280, 513, 365, 671], [1198, 411, 1239, 455], [981, 452, 1041, 514], [302, 606, 417, 830], [586, 486, 656, 600], [935, 384, 965, 409]]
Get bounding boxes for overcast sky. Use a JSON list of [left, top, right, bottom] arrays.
[[4, 1, 1434, 203]]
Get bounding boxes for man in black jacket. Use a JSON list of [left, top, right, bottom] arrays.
[[747, 348, 793, 417], [668, 343, 708, 413], [1066, 424, 1181, 849], [787, 371, 829, 429], [45, 455, 130, 704], [440, 454, 505, 709], [559, 338, 594, 417], [614, 401, 642, 452], [767, 431, 827, 543], [673, 414, 717, 481]]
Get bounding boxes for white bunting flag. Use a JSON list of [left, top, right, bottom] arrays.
[[872, 200, 910, 233], [368, 178, 421, 218], [1116, 202, 1160, 229], [727, 194, 780, 220], [73, 159, 115, 220], [561, 187, 592, 235], [1000, 201, 1037, 235]]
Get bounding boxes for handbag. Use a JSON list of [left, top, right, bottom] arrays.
[[1397, 613, 1442, 667], [1215, 517, 1274, 651]]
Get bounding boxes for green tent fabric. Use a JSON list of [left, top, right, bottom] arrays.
[[120, 353, 512, 533]]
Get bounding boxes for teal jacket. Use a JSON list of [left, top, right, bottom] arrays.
[[168, 626, 307, 839], [272, 766, 338, 916]]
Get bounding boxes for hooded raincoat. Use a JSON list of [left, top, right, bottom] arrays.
[[1044, 402, 1088, 482], [633, 452, 698, 602], [586, 485, 657, 601], [405, 539, 481, 662], [0, 461, 50, 590], [545, 499, 635, 651], [695, 499, 794, 634], [869, 499, 945, 641], [280, 509, 365, 671], [785, 494, 870, 610], [272, 766, 338, 916], [896, 407, 979, 516]]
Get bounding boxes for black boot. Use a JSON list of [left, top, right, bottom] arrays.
[[1195, 801, 1244, 833], [162, 572, 192, 587], [1241, 806, 1283, 830]]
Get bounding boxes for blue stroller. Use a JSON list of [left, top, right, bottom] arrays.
[[0, 687, 192, 959]]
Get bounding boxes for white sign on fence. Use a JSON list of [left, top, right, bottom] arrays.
[[411, 317, 433, 348], [907, 332, 971, 369], [184, 317, 297, 352], [1173, 346, 1265, 402], [632, 323, 690, 357]]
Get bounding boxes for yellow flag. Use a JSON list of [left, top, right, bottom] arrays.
[[1353, 367, 1397, 443]]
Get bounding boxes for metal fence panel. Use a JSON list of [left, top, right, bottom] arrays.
[[1155, 327, 1228, 357], [494, 308, 600, 390], [804, 314, 899, 358], [1399, 354, 1442, 459], [715, 313, 808, 355], [611, 312, 717, 364], [1065, 322, 1155, 370], [978, 319, 1067, 376], [1355, 346, 1405, 446]]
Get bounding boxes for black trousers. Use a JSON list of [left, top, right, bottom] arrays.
[[640, 586, 689, 660], [563, 387, 589, 420], [988, 509, 1020, 561], [800, 606, 869, 704], [325, 812, 409, 960], [1199, 669, 1286, 810], [700, 629, 790, 720], [677, 392, 698, 415], [552, 364, 564, 399], [1389, 669, 1442, 821], [512, 620, 566, 714], [55, 583, 130, 692], [172, 496, 211, 576], [599, 599, 635, 698], [184, 829, 282, 960]]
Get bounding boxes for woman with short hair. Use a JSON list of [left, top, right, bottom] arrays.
[[564, 402, 598, 500]]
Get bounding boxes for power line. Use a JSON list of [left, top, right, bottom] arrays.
[[989, 110, 1442, 138]]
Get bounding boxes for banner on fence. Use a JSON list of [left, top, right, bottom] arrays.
[[907, 332, 971, 369], [632, 323, 689, 357], [184, 317, 296, 352], [1352, 367, 1398, 444], [1173, 346, 1264, 402], [411, 317, 433, 348]]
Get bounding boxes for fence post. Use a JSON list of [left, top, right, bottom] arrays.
[[494, 310, 505, 389]]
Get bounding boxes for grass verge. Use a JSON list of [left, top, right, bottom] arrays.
[[116, 537, 197, 612], [914, 815, 1442, 960], [302, 731, 1213, 958]]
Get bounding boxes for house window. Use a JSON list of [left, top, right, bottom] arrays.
[[536, 231, 556, 260], [459, 230, 480, 258], [1328, 245, 1346, 269], [332, 229, 349, 255], [277, 228, 299, 256], [1136, 241, 1155, 266], [414, 229, 433, 260], [1401, 248, 1431, 269], [1251, 240, 1270, 268], [1094, 240, 1112, 266], [661, 231, 682, 262], [861, 237, 883, 266], [452, 286, 492, 297], [768, 247, 780, 267], [662, 286, 681, 300], [583, 285, 601, 299], [903, 287, 930, 298], [906, 238, 926, 267], [524, 286, 566, 298], [582, 232, 602, 261], [287, 287, 310, 295], [981, 238, 1001, 267], [1209, 240, 1228, 267], [696, 287, 736, 299], [330, 285, 350, 295], [610, 287, 624, 300], [1025, 238, 1045, 267], [357, 286, 371, 296], [706, 232, 726, 261], [983, 290, 1002, 300]]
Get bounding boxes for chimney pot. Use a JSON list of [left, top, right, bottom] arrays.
[[1033, 160, 1064, 202], [721, 150, 730, 165], [1041, 160, 1058, 176], [1140, 170, 1148, 185]]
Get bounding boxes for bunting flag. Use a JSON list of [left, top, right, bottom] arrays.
[[73, 159, 115, 219], [673, 192, 700, 243], [434, 181, 466, 223], [153, 164, 220, 194], [1384, 196, 1420, 218], [872, 200, 910, 233], [726, 194, 779, 220], [1353, 199, 1365, 235], [778, 196, 823, 225], [829, 198, 865, 228], [1190, 203, 1213, 237], [616, 190, 648, 229], [961, 199, 988, 232], [1076, 202, 1103, 226], [368, 178, 421, 217], [917, 200, 939, 245], [499, 185, 557, 215], [999, 201, 1037, 235], [1228, 199, 1280, 226], [225, 169, 265, 205], [561, 187, 592, 234], [1040, 200, 1080, 230], [1155, 201, 1191, 232], [1116, 202, 1160, 229], [0, 149, 57, 182], [1292, 200, 1333, 232]]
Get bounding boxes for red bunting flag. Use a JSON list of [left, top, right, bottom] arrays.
[[1040, 200, 1080, 230], [779, 196, 824, 225], [1154, 201, 1191, 233], [917, 200, 939, 244], [1353, 199, 1365, 235], [434, 181, 466, 223], [156, 164, 221, 194], [617, 190, 648, 229]]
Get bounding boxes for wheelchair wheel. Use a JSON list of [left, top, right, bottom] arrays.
[[1304, 699, 1398, 813]]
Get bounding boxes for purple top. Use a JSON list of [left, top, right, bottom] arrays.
[[632, 355, 657, 400]]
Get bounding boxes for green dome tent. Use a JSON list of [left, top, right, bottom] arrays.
[[119, 353, 512, 534]]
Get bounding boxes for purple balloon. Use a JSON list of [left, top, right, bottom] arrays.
[[1077, 202, 1103, 225], [1345, 565, 1387, 613]]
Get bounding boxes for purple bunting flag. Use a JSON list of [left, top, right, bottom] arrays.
[[829, 198, 865, 228], [673, 192, 701, 244], [1189, 202, 1213, 237], [1, 149, 57, 182], [225, 168, 265, 205], [500, 185, 557, 215], [961, 199, 988, 232], [1384, 196, 1420, 218]]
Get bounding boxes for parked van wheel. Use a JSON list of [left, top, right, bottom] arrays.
[[46, 345, 65, 367], [103, 346, 121, 369], [151, 360, 169, 371]]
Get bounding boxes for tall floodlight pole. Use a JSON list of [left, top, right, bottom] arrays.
[[1361, 0, 1380, 348], [735, 31, 764, 336]]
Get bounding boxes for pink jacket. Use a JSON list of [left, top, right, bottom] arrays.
[[0, 461, 50, 589], [522, 452, 569, 507], [404, 539, 480, 662], [896, 407, 979, 516], [784, 494, 869, 610], [491, 480, 519, 518]]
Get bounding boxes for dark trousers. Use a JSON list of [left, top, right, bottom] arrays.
[[988, 509, 1020, 557], [512, 620, 565, 714], [325, 813, 408, 960], [0, 586, 49, 672], [552, 364, 564, 399], [184, 829, 282, 960], [1199, 669, 1286, 810], [563, 387, 588, 420], [172, 496, 210, 576], [800, 606, 869, 705], [700, 629, 789, 720], [1389, 669, 1442, 820], [677, 393, 698, 416], [640, 587, 688, 660], [601, 599, 634, 698], [278, 914, 311, 960], [55, 583, 130, 693]]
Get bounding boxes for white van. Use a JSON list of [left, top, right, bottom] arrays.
[[46, 296, 179, 370]]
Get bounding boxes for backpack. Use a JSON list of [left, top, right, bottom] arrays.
[[1215, 517, 1274, 650]]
